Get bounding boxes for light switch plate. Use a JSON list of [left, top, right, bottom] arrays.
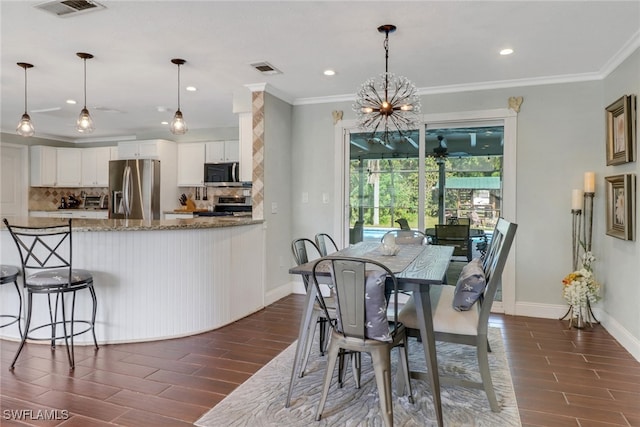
[[322, 193, 329, 204], [302, 192, 309, 203], [271, 202, 278, 214]]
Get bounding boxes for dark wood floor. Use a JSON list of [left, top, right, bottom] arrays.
[[1, 294, 639, 426]]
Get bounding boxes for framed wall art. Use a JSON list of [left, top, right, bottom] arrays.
[[605, 174, 636, 241], [605, 94, 636, 165]]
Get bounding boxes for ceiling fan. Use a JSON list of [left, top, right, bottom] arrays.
[[427, 135, 471, 159]]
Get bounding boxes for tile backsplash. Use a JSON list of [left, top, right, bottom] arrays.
[[29, 187, 108, 211], [29, 186, 250, 211]]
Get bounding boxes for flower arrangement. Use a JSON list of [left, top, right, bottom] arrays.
[[562, 251, 600, 308]]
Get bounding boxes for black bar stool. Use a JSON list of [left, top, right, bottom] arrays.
[[3, 218, 99, 370], [0, 265, 22, 336]]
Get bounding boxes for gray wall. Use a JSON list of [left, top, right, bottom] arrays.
[[288, 48, 640, 352], [264, 93, 294, 294], [602, 49, 640, 340]]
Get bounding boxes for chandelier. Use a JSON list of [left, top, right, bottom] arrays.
[[353, 24, 421, 143]]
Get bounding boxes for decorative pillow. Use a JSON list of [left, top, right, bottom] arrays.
[[364, 269, 392, 342], [452, 258, 486, 311]]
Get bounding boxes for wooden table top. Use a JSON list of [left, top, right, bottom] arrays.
[[289, 242, 453, 286]]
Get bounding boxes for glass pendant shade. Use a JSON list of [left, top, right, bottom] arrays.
[[170, 110, 187, 135], [76, 52, 94, 134], [76, 107, 95, 133], [170, 58, 187, 135], [16, 62, 34, 137], [17, 113, 35, 137]]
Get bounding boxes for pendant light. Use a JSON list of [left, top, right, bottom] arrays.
[[170, 58, 187, 135], [16, 62, 35, 137], [76, 52, 94, 133], [353, 25, 420, 144]]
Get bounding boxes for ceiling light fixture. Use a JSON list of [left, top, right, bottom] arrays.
[[16, 62, 35, 137], [323, 69, 336, 76], [353, 24, 421, 144], [76, 52, 95, 133], [170, 58, 187, 135], [500, 48, 514, 56]]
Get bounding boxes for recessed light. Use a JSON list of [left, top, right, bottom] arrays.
[[323, 69, 336, 76], [186, 86, 197, 92], [66, 99, 77, 104], [500, 48, 514, 56], [161, 121, 169, 125]]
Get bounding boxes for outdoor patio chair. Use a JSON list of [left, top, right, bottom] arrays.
[[434, 223, 472, 261]]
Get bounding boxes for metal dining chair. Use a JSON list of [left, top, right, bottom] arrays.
[[3, 218, 99, 370], [315, 232, 339, 256], [380, 229, 427, 245], [312, 256, 413, 426]]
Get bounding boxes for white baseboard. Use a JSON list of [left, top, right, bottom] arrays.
[[264, 282, 295, 306]]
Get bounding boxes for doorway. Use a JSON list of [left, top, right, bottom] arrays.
[[0, 143, 29, 220], [339, 108, 517, 313]]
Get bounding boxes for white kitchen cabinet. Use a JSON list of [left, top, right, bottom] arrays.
[[30, 146, 57, 187], [56, 148, 82, 187], [205, 140, 239, 163], [117, 140, 163, 159], [81, 147, 111, 187], [177, 143, 205, 186]]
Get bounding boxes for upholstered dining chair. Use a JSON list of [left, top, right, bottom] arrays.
[[314, 232, 339, 256], [380, 229, 427, 245], [3, 218, 99, 370], [312, 256, 413, 427], [398, 218, 517, 412]]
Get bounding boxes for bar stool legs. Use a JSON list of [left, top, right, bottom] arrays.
[[0, 265, 22, 337]]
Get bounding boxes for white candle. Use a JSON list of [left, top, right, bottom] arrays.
[[584, 172, 595, 193], [572, 189, 583, 210]]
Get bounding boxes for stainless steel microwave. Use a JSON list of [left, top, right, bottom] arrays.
[[204, 162, 240, 186]]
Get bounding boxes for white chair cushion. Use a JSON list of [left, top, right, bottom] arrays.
[[398, 285, 479, 336], [25, 269, 93, 287]]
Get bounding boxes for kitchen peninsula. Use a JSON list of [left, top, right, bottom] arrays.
[[0, 216, 265, 344]]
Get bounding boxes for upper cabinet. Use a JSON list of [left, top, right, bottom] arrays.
[[117, 140, 163, 159], [30, 146, 57, 187], [205, 140, 239, 163], [177, 143, 206, 186], [30, 145, 116, 188], [81, 147, 111, 187], [56, 148, 82, 187]]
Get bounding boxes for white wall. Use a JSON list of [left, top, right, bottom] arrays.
[[287, 49, 640, 358]]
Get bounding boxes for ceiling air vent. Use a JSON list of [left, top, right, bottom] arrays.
[[35, 0, 105, 17], [250, 62, 282, 75]]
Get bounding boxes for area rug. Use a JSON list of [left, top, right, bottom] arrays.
[[195, 328, 520, 426]]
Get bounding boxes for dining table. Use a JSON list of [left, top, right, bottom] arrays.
[[288, 241, 454, 427]]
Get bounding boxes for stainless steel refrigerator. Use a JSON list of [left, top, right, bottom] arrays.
[[109, 159, 160, 220]]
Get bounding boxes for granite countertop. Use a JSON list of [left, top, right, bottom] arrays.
[[2, 216, 263, 232]]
